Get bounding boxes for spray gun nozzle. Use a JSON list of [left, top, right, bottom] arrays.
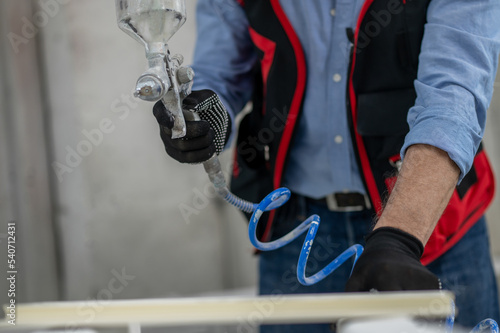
[[136, 86, 154, 97], [134, 73, 168, 102]]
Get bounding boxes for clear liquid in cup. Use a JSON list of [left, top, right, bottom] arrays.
[[116, 0, 186, 46]]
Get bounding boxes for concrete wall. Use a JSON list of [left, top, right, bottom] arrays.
[[0, 1, 60, 305]]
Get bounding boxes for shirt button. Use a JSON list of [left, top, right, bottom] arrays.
[[334, 135, 343, 144], [333, 74, 342, 82], [330, 8, 336, 16]]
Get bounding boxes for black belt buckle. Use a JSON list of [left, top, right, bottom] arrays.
[[325, 192, 371, 212]]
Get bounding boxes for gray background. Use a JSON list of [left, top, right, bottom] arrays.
[[1, 0, 500, 322]]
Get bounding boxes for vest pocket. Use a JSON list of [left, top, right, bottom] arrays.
[[356, 88, 415, 136]]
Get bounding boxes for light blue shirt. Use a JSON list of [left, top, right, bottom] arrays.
[[191, 0, 500, 199]]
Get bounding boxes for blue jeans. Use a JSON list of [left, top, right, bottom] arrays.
[[258, 195, 499, 332]]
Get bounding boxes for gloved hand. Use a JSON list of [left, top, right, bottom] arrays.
[[153, 90, 231, 164], [345, 227, 440, 291]]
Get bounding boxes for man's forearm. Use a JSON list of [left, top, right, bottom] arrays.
[[374, 144, 460, 245]]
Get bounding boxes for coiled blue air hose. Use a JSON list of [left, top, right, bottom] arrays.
[[471, 319, 500, 333], [244, 187, 363, 286], [204, 156, 498, 332], [221, 186, 363, 285], [445, 300, 498, 333]]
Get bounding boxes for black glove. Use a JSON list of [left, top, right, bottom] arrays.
[[345, 227, 440, 292], [153, 90, 231, 164]]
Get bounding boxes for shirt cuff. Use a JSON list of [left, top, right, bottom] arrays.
[[400, 109, 482, 183]]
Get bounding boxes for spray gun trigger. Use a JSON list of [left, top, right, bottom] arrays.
[[164, 110, 176, 130], [183, 108, 200, 122]]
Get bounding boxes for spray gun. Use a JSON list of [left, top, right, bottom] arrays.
[[116, 0, 266, 214], [116, 0, 193, 139], [116, 0, 234, 199]]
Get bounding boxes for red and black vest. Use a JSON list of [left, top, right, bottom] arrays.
[[231, 0, 495, 264]]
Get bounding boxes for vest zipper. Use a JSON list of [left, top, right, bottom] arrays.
[[264, 145, 270, 162], [346, 0, 383, 214]]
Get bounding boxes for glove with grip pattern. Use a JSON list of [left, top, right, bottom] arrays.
[[153, 90, 231, 164]]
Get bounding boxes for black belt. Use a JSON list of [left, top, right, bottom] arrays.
[[307, 192, 371, 212]]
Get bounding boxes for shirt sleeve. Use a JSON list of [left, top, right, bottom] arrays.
[[191, 0, 258, 144], [401, 0, 500, 182]]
